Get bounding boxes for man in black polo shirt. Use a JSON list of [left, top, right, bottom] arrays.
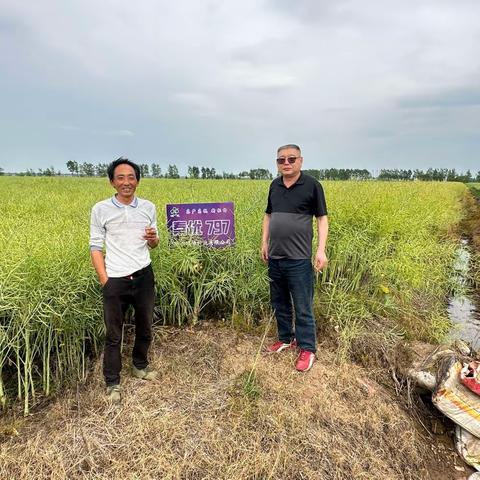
[[261, 144, 328, 372]]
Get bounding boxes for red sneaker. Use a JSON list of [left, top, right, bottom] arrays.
[[265, 339, 297, 353], [295, 349, 315, 372]]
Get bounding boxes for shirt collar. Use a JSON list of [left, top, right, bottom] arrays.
[[279, 171, 304, 187], [111, 195, 138, 208]]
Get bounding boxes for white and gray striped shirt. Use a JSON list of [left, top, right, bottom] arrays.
[[90, 195, 157, 278]]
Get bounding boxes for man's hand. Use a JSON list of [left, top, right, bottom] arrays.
[[144, 227, 159, 248], [314, 249, 328, 272], [90, 250, 109, 287], [261, 242, 269, 263]]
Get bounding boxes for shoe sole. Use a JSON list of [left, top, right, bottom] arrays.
[[132, 370, 158, 380], [265, 343, 297, 354], [108, 393, 121, 404], [106, 387, 121, 404]]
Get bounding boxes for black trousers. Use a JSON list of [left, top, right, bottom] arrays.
[[102, 264, 155, 386]]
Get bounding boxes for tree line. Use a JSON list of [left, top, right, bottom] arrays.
[[303, 168, 480, 182], [1, 163, 479, 182], [1, 161, 274, 180]]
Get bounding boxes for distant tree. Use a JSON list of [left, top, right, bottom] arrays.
[[140, 164, 149, 178], [446, 169, 457, 182], [38, 166, 56, 176], [80, 162, 95, 177], [95, 163, 108, 177], [151, 163, 162, 178], [410, 168, 478, 182], [476, 171, 480, 182], [201, 167, 216, 179], [350, 169, 372, 180], [456, 169, 473, 183], [313, 168, 373, 181], [0, 167, 4, 176], [166, 164, 179, 179], [66, 160, 79, 176], [188, 165, 200, 179], [303, 169, 321, 180], [222, 171, 237, 179], [378, 169, 413, 181], [248, 168, 272, 180], [238, 171, 250, 179], [413, 169, 424, 181]]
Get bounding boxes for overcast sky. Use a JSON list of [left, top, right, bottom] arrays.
[[1, 0, 479, 174]]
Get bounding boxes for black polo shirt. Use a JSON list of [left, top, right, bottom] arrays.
[[265, 172, 327, 259]]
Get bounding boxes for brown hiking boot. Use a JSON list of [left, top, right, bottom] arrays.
[[106, 384, 121, 403], [131, 365, 157, 380]]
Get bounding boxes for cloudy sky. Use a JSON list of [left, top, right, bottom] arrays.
[[1, 0, 479, 174]]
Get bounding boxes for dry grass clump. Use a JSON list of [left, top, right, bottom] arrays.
[[0, 325, 443, 480]]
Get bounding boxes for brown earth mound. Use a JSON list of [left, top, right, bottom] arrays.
[[0, 325, 472, 479]]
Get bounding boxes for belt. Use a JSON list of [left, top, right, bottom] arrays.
[[124, 264, 151, 280]]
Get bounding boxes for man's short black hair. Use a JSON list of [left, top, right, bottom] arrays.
[[107, 157, 141, 181]]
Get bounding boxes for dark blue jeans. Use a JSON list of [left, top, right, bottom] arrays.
[[268, 259, 316, 353]]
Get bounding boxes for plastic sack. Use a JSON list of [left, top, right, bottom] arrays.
[[433, 355, 480, 438], [461, 362, 480, 396], [407, 368, 436, 392], [455, 425, 480, 471]]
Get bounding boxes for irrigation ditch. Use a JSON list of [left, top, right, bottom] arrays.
[[395, 185, 480, 479], [452, 185, 480, 347], [448, 238, 480, 349]]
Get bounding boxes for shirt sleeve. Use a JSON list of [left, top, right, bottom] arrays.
[[89, 206, 105, 251], [313, 181, 328, 217], [151, 204, 158, 231], [265, 185, 273, 214]]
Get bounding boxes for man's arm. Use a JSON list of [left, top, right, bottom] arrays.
[[90, 206, 108, 285], [261, 213, 270, 263], [91, 250, 108, 286], [314, 215, 328, 272]]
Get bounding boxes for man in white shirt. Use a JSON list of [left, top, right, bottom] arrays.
[[90, 158, 159, 403]]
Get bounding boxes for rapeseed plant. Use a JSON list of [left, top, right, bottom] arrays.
[[0, 177, 468, 412]]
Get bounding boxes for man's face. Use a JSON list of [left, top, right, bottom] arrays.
[[276, 147, 303, 178], [110, 164, 138, 200]]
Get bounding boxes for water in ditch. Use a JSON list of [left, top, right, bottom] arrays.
[[448, 238, 480, 350]]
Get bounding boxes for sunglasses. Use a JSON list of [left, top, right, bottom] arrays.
[[276, 156, 299, 165]]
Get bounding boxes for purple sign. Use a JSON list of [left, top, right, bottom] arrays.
[[166, 202, 235, 248]]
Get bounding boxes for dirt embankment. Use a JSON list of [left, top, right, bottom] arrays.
[[0, 325, 473, 480], [459, 188, 480, 252]]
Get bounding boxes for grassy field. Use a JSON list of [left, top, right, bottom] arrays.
[[0, 177, 469, 413]]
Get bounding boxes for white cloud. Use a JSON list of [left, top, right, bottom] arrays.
[[101, 129, 135, 137]]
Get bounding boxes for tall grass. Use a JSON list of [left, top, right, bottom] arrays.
[[0, 177, 468, 412]]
